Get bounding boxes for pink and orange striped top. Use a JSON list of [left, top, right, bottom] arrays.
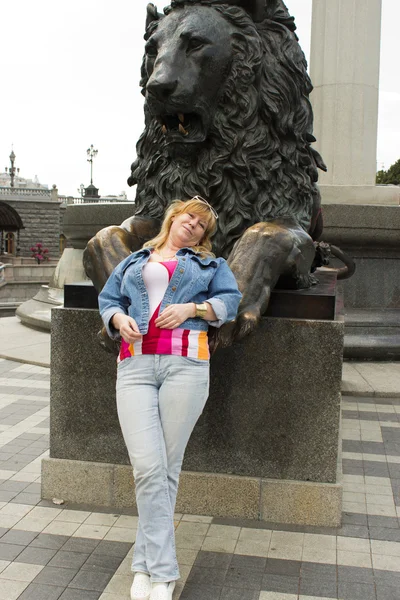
[[118, 260, 209, 363]]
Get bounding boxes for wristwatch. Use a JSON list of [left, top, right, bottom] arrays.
[[195, 303, 208, 319]]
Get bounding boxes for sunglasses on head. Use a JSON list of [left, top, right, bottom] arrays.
[[190, 195, 219, 220]]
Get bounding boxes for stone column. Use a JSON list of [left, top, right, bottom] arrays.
[[310, 0, 399, 204]]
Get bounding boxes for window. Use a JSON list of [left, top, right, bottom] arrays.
[[60, 234, 66, 255], [5, 232, 15, 255]]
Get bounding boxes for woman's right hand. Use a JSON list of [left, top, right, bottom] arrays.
[[111, 314, 142, 344]]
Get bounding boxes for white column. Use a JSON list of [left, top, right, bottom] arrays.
[[310, 0, 398, 204]]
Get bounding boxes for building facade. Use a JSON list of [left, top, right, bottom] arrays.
[[0, 166, 65, 260]]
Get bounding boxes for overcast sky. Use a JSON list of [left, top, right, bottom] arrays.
[[0, 1, 398, 198]]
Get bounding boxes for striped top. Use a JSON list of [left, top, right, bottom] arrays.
[[118, 260, 209, 362]]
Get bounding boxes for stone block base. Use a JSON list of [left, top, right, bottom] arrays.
[[41, 458, 342, 527], [320, 184, 400, 205]]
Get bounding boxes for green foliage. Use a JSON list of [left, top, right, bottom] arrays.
[[376, 159, 400, 185]]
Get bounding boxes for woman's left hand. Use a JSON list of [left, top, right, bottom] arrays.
[[155, 303, 195, 329]]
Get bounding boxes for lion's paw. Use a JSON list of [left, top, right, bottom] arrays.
[[234, 307, 260, 341]]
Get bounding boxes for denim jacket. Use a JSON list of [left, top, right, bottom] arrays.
[[99, 247, 242, 340]]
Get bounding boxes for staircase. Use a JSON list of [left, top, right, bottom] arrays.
[[344, 309, 400, 360]]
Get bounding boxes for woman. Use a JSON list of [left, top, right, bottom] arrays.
[[98, 197, 241, 600]]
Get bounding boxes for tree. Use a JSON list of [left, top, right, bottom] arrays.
[[376, 159, 400, 185]]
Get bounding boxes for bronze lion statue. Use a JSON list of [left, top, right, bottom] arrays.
[[84, 0, 335, 349]]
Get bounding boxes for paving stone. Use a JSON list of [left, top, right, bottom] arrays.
[[299, 577, 337, 598], [224, 565, 264, 589], [230, 554, 266, 572], [180, 583, 222, 599], [338, 581, 377, 600], [388, 464, 400, 478], [220, 588, 259, 600], [0, 490, 17, 502], [364, 462, 390, 477], [376, 584, 400, 600], [362, 442, 386, 455], [0, 541, 24, 560], [374, 569, 400, 586], [343, 462, 364, 475], [265, 558, 301, 577], [23, 483, 41, 494], [0, 480, 28, 492], [58, 590, 102, 600], [342, 512, 368, 526], [0, 529, 38, 546], [369, 527, 400, 542], [337, 565, 375, 584], [187, 566, 227, 586], [337, 524, 370, 538], [17, 546, 58, 565], [0, 579, 30, 599], [92, 540, 132, 558], [9, 493, 41, 505], [81, 553, 123, 573], [194, 551, 233, 570], [61, 538, 100, 554], [368, 515, 399, 529], [342, 440, 363, 452], [0, 453, 16, 461], [0, 527, 8, 539], [68, 568, 113, 592], [18, 583, 65, 600], [48, 551, 90, 570], [261, 573, 299, 594], [29, 534, 70, 550], [300, 562, 337, 578], [33, 566, 78, 587]]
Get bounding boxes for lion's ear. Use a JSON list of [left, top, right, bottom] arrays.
[[238, 0, 295, 28], [146, 3, 163, 29], [235, 0, 275, 22]]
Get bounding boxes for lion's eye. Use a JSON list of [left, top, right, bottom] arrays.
[[145, 42, 157, 57], [186, 38, 206, 53]]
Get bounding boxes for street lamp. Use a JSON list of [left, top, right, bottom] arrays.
[[87, 145, 98, 186], [5, 149, 20, 188], [77, 184, 85, 199]]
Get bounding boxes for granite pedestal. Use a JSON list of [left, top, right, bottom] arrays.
[[42, 307, 344, 526], [323, 204, 400, 359]]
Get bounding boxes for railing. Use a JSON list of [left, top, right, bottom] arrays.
[[0, 187, 51, 197], [59, 197, 133, 206], [0, 263, 12, 283]]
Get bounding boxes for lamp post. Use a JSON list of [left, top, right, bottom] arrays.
[[86, 145, 98, 186], [5, 149, 20, 188], [77, 184, 85, 200]]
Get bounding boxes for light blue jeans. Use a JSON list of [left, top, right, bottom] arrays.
[[116, 354, 210, 582]]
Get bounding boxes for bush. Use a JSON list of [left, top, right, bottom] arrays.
[[31, 243, 49, 264]]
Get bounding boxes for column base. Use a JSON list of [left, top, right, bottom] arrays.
[[41, 457, 342, 527], [320, 185, 400, 206]]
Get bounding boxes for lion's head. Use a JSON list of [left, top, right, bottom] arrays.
[[128, 1, 326, 257]]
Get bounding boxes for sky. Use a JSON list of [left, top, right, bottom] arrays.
[[0, 0, 398, 199]]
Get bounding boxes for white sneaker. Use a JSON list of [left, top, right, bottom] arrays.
[[131, 572, 151, 600], [150, 581, 176, 600]]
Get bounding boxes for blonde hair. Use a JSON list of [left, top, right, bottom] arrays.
[[143, 198, 217, 257]]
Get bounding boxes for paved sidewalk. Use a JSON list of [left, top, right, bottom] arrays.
[[0, 318, 50, 367], [0, 358, 400, 599], [1, 317, 400, 598]]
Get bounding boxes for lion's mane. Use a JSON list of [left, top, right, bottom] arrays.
[[128, 1, 324, 257]]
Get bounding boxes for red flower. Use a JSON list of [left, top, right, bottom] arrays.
[[43, 248, 49, 253]]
